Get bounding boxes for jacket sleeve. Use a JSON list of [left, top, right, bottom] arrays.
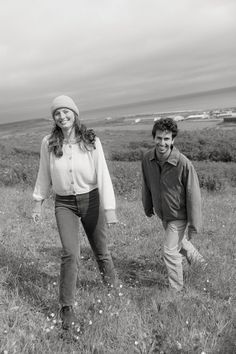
[[93, 137, 118, 223], [185, 162, 202, 234], [141, 158, 154, 217], [33, 136, 52, 201]]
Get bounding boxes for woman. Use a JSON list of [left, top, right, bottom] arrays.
[[32, 95, 117, 330]]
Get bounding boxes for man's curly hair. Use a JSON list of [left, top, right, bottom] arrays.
[[152, 117, 178, 139], [48, 114, 96, 157]]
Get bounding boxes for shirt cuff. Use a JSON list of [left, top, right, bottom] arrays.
[[33, 193, 44, 201], [104, 209, 118, 224]]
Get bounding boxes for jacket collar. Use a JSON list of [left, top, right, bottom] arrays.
[[149, 146, 180, 166]]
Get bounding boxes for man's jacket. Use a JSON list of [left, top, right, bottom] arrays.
[[141, 146, 202, 234]]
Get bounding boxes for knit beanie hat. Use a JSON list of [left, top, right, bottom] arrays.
[[51, 95, 79, 116]]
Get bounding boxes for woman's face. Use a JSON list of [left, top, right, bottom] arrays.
[[53, 108, 75, 131]]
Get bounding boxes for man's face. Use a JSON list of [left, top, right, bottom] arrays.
[[154, 129, 174, 158]]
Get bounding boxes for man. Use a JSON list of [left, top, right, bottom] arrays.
[[141, 117, 206, 291]]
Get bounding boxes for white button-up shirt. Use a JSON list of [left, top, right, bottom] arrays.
[[33, 135, 117, 223]]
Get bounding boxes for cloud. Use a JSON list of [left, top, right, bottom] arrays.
[[0, 0, 236, 122]]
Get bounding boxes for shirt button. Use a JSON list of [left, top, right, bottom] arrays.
[[69, 157, 72, 160], [71, 181, 74, 184], [69, 145, 72, 148], [69, 169, 72, 173]]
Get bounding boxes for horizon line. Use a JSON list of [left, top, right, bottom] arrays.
[[82, 85, 236, 114]]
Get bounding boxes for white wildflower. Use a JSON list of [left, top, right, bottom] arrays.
[[176, 341, 182, 350]]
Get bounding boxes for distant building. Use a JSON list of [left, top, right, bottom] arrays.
[[134, 118, 141, 123], [223, 111, 236, 123], [153, 116, 161, 122], [105, 117, 112, 121], [174, 115, 184, 121], [215, 110, 233, 118], [186, 112, 209, 120]]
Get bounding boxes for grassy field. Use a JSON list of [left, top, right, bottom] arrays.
[[0, 117, 236, 353], [0, 117, 223, 153]]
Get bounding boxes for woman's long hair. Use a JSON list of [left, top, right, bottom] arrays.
[[48, 114, 96, 157]]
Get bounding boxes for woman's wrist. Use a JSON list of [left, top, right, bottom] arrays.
[[104, 209, 118, 224], [33, 200, 43, 212]]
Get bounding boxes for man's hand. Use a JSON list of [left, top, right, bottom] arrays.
[[187, 227, 197, 241], [107, 222, 117, 228]]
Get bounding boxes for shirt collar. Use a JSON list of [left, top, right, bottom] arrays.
[[149, 146, 180, 166]]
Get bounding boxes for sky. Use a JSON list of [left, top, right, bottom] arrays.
[[0, 0, 236, 123]]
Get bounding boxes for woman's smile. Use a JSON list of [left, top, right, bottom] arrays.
[[54, 109, 75, 131]]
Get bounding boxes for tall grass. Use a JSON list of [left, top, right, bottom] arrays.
[[1, 149, 236, 194], [0, 122, 235, 353], [111, 128, 236, 163], [1, 127, 236, 192], [0, 186, 235, 353]]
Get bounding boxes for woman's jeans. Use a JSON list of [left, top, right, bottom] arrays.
[[55, 188, 116, 306], [162, 220, 203, 291]]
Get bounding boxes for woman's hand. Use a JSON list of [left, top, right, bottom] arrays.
[[32, 201, 43, 223], [32, 210, 41, 223]]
